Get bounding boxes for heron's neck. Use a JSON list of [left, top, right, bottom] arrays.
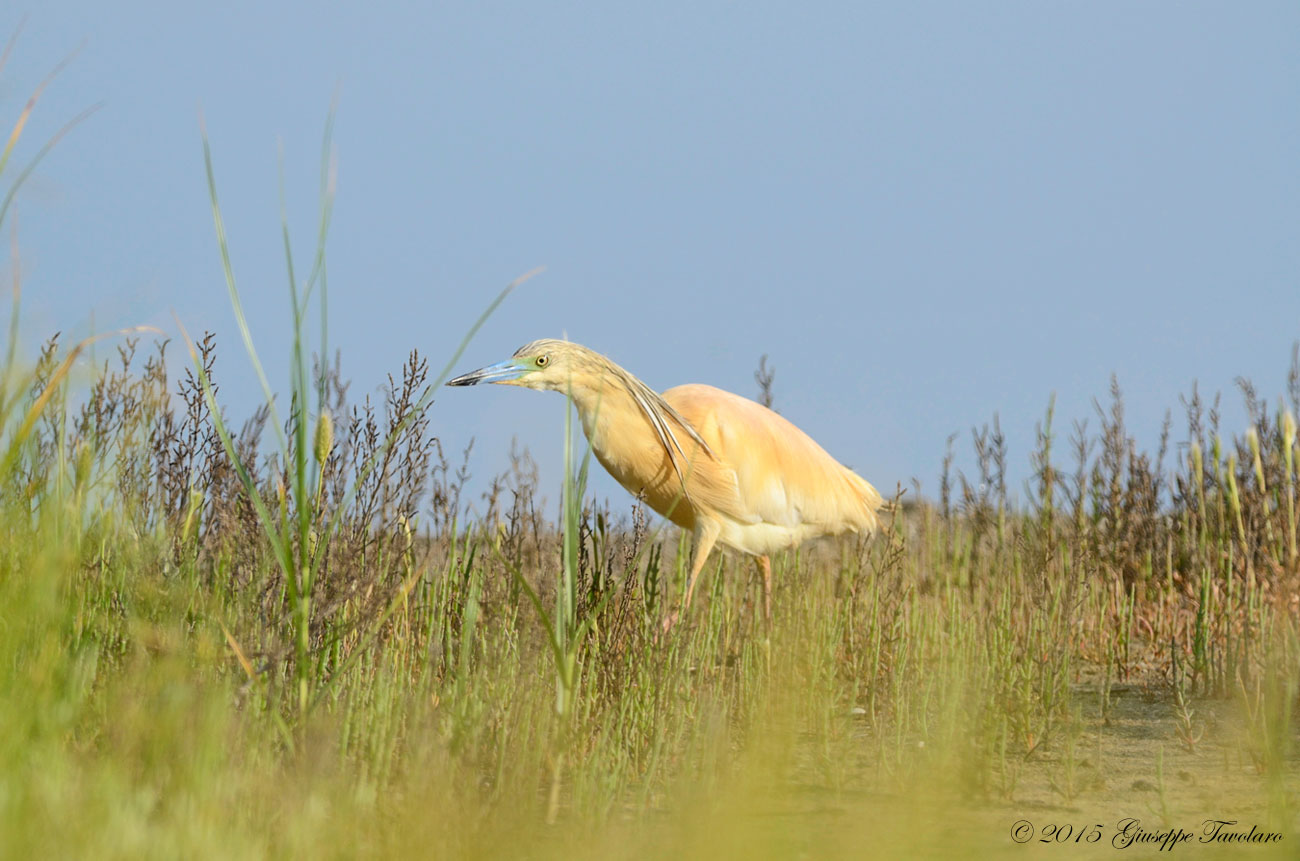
[[566, 361, 655, 447], [567, 375, 638, 442]]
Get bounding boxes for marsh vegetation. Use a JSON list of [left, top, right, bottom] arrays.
[[3, 316, 1297, 857]]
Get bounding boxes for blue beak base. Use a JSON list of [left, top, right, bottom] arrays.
[[446, 359, 527, 386]]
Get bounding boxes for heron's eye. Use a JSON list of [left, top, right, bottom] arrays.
[[536, 355, 550, 368]]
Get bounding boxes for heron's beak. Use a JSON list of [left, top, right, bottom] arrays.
[[446, 359, 528, 386]]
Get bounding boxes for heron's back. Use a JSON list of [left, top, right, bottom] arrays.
[[664, 385, 883, 554]]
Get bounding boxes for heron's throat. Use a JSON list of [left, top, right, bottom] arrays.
[[566, 377, 636, 446]]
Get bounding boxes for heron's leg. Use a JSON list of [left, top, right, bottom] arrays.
[[661, 521, 722, 634], [756, 554, 772, 622], [682, 520, 721, 611]]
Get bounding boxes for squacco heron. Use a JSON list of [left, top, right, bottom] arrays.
[[448, 339, 883, 623]]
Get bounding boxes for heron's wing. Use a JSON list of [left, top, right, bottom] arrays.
[[663, 384, 882, 534]]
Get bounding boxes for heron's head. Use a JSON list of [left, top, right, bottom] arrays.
[[446, 339, 608, 393]]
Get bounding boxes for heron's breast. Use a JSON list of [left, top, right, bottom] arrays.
[[581, 407, 699, 530]]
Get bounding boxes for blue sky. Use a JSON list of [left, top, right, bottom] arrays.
[[6, 3, 1299, 515]]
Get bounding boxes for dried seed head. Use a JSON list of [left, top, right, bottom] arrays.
[[182, 487, 204, 543], [314, 411, 334, 468], [1246, 428, 1266, 490], [74, 441, 93, 488], [1226, 453, 1241, 514], [398, 513, 414, 554], [1283, 411, 1296, 450]]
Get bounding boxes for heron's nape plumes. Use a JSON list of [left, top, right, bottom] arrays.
[[603, 358, 719, 500], [447, 338, 885, 627]]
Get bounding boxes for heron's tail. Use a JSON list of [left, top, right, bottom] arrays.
[[845, 470, 885, 533]]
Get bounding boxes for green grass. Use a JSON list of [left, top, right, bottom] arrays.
[[0, 73, 1296, 857]]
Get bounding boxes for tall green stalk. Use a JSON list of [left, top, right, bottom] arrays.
[[185, 107, 535, 717]]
